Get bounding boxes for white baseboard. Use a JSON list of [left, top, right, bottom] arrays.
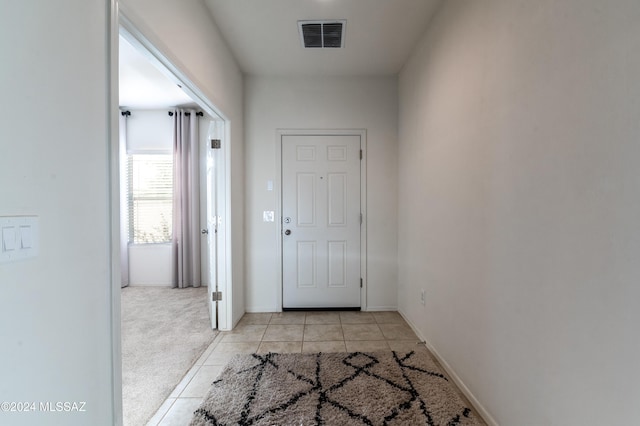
[[365, 305, 398, 311], [244, 306, 399, 313], [245, 306, 279, 313], [399, 312, 499, 426], [126, 284, 173, 287]]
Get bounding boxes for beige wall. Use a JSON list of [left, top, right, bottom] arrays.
[[0, 1, 115, 424], [244, 76, 398, 312], [121, 0, 245, 324], [398, 0, 640, 424]]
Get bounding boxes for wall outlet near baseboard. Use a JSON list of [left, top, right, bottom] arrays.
[[420, 289, 425, 306]]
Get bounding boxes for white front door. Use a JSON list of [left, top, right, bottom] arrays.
[[282, 134, 361, 308]]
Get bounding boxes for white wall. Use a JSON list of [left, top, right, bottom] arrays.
[[128, 244, 173, 286], [244, 76, 398, 312], [121, 0, 245, 324], [398, 0, 640, 424], [124, 110, 174, 286], [125, 109, 173, 152], [124, 110, 213, 287], [0, 1, 116, 425]]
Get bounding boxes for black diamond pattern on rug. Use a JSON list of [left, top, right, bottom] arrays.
[[191, 351, 484, 426]]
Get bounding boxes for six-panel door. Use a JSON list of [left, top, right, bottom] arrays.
[[282, 134, 361, 308]]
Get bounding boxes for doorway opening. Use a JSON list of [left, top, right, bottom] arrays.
[[118, 15, 231, 332], [115, 11, 233, 425]]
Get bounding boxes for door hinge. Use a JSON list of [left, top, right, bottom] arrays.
[[212, 291, 223, 301], [360, 149, 363, 160], [360, 213, 363, 224], [211, 139, 221, 149], [360, 278, 363, 288]]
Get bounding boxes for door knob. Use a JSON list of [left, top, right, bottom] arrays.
[[201, 229, 209, 234], [284, 229, 291, 235]]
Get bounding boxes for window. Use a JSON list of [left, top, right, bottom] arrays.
[[127, 154, 173, 244]]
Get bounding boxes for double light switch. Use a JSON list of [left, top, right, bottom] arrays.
[[1, 216, 38, 263]]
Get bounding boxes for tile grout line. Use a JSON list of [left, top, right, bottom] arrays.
[[155, 330, 226, 423]]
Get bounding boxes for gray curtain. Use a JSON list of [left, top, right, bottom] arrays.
[[119, 112, 129, 288], [172, 109, 201, 288]]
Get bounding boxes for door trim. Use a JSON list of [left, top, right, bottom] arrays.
[[275, 129, 367, 312]]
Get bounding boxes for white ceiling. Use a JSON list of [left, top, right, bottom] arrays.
[[204, 0, 442, 76], [119, 0, 442, 107], [119, 36, 194, 109]]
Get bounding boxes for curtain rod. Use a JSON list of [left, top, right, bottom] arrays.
[[168, 111, 204, 117], [119, 110, 204, 117]]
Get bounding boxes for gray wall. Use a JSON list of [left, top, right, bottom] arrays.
[[0, 1, 246, 424], [0, 1, 116, 424], [398, 0, 640, 424], [244, 76, 399, 312]]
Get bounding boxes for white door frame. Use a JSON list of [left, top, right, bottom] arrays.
[[108, 2, 121, 423], [275, 129, 368, 312], [204, 117, 230, 330]]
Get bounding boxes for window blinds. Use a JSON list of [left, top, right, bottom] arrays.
[[127, 154, 174, 244]]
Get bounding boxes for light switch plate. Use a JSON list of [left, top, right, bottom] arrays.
[[20, 226, 32, 248], [0, 216, 39, 263], [2, 227, 17, 251], [263, 211, 275, 222]]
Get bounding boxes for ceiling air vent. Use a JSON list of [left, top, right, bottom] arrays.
[[298, 20, 346, 48]]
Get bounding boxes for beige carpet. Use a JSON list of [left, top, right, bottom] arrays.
[[121, 286, 217, 426], [191, 350, 483, 426]]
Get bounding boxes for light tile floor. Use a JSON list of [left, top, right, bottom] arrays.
[[146, 311, 428, 425]]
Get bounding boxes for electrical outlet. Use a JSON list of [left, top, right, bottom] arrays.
[[420, 289, 425, 306]]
